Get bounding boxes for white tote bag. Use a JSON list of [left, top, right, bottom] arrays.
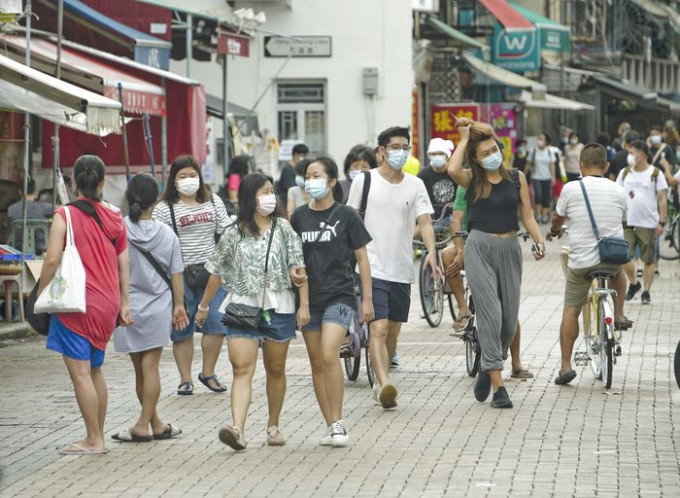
[[35, 206, 87, 313]]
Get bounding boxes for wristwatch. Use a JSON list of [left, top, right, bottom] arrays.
[[197, 304, 209, 313]]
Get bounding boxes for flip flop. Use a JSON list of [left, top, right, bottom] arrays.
[[453, 315, 472, 331], [111, 429, 153, 442], [198, 373, 227, 393], [511, 369, 534, 379], [58, 443, 110, 455], [614, 319, 633, 330], [177, 381, 194, 396], [554, 370, 577, 385], [153, 424, 182, 440]]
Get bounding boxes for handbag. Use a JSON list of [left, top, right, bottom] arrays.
[[579, 180, 631, 265], [34, 206, 87, 313], [26, 279, 50, 336], [221, 218, 278, 330]]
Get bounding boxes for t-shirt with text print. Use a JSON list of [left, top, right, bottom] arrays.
[[291, 202, 371, 311], [153, 193, 230, 265]]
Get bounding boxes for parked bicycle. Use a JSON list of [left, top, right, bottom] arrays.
[[659, 198, 680, 260], [341, 293, 375, 387]]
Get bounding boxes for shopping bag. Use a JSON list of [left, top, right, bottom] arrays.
[[35, 206, 86, 313]]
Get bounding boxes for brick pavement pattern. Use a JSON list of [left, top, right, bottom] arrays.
[[1, 247, 679, 497]]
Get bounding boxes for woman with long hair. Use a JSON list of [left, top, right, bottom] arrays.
[[226, 154, 250, 211], [447, 118, 544, 409], [291, 156, 373, 446], [339, 145, 378, 204], [196, 173, 309, 451], [111, 173, 188, 442], [39, 154, 130, 454], [153, 155, 230, 396]]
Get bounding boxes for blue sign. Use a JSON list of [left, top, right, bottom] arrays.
[[134, 46, 170, 71], [491, 25, 539, 73]]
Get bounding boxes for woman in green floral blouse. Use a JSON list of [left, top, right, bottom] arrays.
[[197, 173, 309, 451]]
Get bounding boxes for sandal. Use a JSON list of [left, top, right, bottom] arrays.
[[266, 426, 285, 446], [198, 373, 227, 393], [554, 370, 577, 385], [177, 381, 194, 396], [453, 315, 472, 332], [111, 429, 153, 443], [511, 369, 534, 379], [153, 424, 182, 440]]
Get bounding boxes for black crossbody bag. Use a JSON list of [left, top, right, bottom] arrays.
[[579, 180, 630, 265], [168, 200, 215, 290], [221, 218, 278, 330]]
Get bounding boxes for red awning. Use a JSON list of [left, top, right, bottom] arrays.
[[1, 35, 165, 116], [478, 0, 534, 30]]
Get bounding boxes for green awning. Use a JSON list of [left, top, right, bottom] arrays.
[[427, 16, 491, 60], [509, 2, 571, 53]]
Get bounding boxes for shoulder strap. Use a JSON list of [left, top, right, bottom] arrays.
[[128, 240, 172, 289], [622, 166, 631, 181], [652, 146, 665, 165], [359, 171, 371, 220], [578, 180, 600, 241], [264, 217, 277, 274], [167, 201, 179, 236], [68, 200, 117, 247]]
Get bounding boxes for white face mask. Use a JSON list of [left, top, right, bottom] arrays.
[[387, 149, 409, 170], [650, 135, 662, 145], [349, 170, 362, 181], [257, 194, 277, 216], [626, 153, 637, 168], [429, 155, 447, 169], [570, 138, 579, 145], [176, 177, 200, 196]]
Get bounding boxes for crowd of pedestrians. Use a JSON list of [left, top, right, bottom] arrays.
[[34, 116, 679, 454]]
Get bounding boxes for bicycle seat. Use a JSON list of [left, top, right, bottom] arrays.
[[584, 269, 617, 281]]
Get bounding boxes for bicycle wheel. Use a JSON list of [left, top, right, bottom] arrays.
[[366, 345, 375, 387], [674, 338, 680, 390], [447, 294, 456, 321], [344, 352, 361, 381], [659, 220, 679, 260], [583, 293, 602, 379], [419, 253, 443, 327], [465, 326, 480, 378], [598, 297, 613, 388]]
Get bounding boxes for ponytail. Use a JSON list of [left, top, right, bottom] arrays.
[[128, 201, 143, 222], [125, 173, 159, 223], [73, 155, 106, 201]]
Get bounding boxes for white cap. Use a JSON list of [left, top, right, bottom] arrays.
[[427, 138, 454, 159]]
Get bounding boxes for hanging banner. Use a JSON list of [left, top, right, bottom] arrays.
[[430, 103, 480, 144], [412, 90, 420, 159], [480, 104, 518, 162]]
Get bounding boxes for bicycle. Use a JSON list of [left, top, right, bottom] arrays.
[[572, 269, 621, 389], [341, 293, 375, 387], [458, 268, 480, 377], [659, 199, 680, 260]]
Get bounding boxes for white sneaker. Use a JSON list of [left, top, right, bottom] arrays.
[[319, 425, 333, 446], [371, 381, 382, 404], [329, 420, 349, 447]]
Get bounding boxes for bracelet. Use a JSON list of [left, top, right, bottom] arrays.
[[197, 304, 209, 313]]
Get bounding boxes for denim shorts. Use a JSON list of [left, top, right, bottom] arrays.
[[301, 302, 354, 332], [366, 277, 411, 323], [171, 274, 228, 342], [46, 316, 105, 368], [225, 310, 296, 343]]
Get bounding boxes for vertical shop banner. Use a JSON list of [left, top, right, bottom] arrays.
[[412, 90, 420, 160], [430, 104, 480, 144], [480, 104, 518, 163]]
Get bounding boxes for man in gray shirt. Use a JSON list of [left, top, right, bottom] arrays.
[[7, 178, 53, 254]]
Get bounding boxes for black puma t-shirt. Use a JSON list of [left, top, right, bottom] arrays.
[[291, 202, 372, 311]]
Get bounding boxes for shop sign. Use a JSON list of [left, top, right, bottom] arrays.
[[430, 103, 480, 144], [492, 25, 540, 73]]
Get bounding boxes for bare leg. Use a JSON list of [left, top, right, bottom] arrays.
[[227, 338, 258, 431], [510, 322, 523, 372], [172, 338, 194, 385], [385, 321, 402, 364], [129, 349, 164, 437], [441, 247, 470, 317], [613, 269, 627, 321], [262, 340, 290, 428], [643, 262, 655, 292], [302, 330, 330, 423], [559, 306, 581, 374], [90, 367, 107, 438], [369, 319, 390, 386], [63, 356, 106, 451], [623, 261, 638, 286], [488, 369, 503, 390], [319, 323, 347, 423], [201, 333, 226, 389]]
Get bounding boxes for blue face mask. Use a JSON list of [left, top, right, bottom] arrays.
[[387, 149, 409, 170], [481, 152, 503, 171], [349, 170, 362, 181], [650, 135, 662, 145], [295, 175, 305, 188], [305, 178, 329, 200]]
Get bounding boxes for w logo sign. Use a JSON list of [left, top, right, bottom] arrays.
[[503, 36, 528, 52], [492, 26, 539, 71]]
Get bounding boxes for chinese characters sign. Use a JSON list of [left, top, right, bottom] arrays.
[[481, 104, 518, 162], [218, 33, 250, 57], [430, 103, 480, 143]]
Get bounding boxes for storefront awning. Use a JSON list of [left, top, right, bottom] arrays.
[[589, 74, 658, 101], [34, 0, 172, 69], [0, 54, 121, 135], [519, 90, 595, 111], [478, 0, 534, 31], [136, 0, 227, 21], [509, 1, 571, 53], [427, 16, 491, 58], [2, 36, 165, 116], [463, 53, 547, 95]]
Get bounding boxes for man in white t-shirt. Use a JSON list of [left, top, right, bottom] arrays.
[[616, 140, 668, 305], [547, 143, 628, 385], [347, 126, 438, 409]]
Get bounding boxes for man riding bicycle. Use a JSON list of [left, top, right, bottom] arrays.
[[547, 143, 628, 385]]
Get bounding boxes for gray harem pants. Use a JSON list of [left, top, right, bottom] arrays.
[[464, 230, 523, 372]]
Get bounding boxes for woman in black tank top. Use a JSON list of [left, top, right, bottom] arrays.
[[446, 118, 545, 410]]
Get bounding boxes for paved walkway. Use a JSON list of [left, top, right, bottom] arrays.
[[1, 246, 679, 497]]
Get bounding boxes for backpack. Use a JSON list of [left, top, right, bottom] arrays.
[[621, 166, 661, 192]]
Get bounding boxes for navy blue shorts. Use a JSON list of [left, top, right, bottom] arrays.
[[225, 310, 296, 343], [46, 316, 105, 368], [171, 274, 228, 342], [367, 277, 411, 323], [301, 302, 354, 332]]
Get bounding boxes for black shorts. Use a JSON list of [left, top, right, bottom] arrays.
[[365, 277, 411, 323]]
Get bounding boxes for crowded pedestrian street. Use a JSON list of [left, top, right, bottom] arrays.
[[2, 247, 679, 497]]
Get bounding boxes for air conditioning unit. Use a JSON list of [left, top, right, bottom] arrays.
[[413, 0, 440, 13]]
